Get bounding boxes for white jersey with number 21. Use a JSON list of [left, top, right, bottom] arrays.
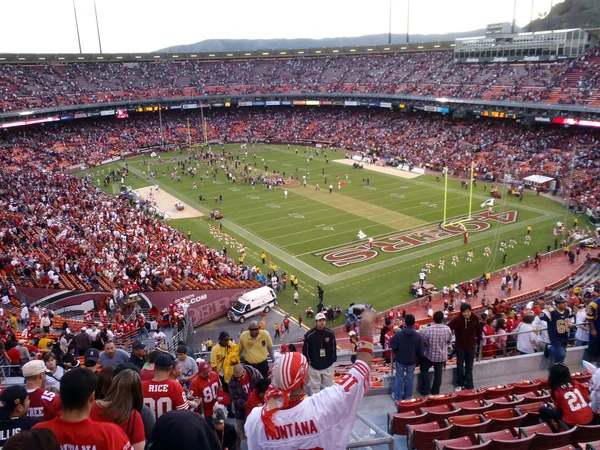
[[245, 360, 371, 450]]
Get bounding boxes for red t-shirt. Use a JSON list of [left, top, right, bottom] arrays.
[[26, 388, 62, 420], [245, 388, 264, 419], [189, 371, 221, 417], [142, 378, 188, 419], [34, 417, 130, 450], [90, 402, 145, 445], [140, 369, 155, 381], [7, 347, 21, 364], [552, 382, 594, 426]]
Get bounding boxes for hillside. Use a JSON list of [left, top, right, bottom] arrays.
[[157, 29, 491, 53], [526, 0, 600, 31]]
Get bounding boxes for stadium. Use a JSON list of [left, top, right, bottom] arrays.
[[1, 3, 600, 449]]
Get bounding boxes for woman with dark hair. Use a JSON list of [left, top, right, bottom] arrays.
[[90, 369, 146, 450], [495, 318, 507, 357], [3, 428, 60, 450], [94, 367, 115, 400], [539, 363, 596, 428], [42, 353, 64, 391]]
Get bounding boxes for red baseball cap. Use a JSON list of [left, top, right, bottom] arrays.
[[198, 361, 211, 372]]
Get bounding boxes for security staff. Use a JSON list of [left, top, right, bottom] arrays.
[[302, 312, 337, 394]]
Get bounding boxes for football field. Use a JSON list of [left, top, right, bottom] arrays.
[[77, 144, 578, 324]]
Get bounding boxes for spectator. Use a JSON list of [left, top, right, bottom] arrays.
[[3, 428, 61, 450], [99, 342, 130, 368], [238, 322, 274, 379], [22, 360, 62, 421], [90, 369, 146, 450], [212, 406, 237, 450], [175, 345, 198, 384], [128, 341, 146, 371], [0, 386, 41, 448], [42, 353, 64, 391], [33, 368, 131, 449], [419, 311, 452, 396], [245, 378, 271, 419], [112, 363, 155, 444], [448, 303, 481, 391], [95, 367, 115, 401], [515, 315, 537, 354], [188, 361, 221, 427], [142, 353, 188, 420], [149, 410, 221, 450], [245, 310, 374, 449], [302, 312, 337, 395], [586, 296, 600, 362], [539, 363, 595, 427], [84, 348, 100, 372], [389, 314, 423, 401], [541, 295, 574, 364], [228, 363, 263, 447], [74, 328, 92, 357], [140, 351, 158, 381], [575, 302, 590, 347], [18, 339, 31, 365]]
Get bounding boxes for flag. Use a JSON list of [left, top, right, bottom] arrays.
[[357, 230, 367, 239], [481, 199, 494, 208]]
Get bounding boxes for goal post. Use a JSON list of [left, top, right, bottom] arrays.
[[442, 161, 475, 238]]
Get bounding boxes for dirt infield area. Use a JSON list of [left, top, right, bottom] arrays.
[[333, 158, 422, 179], [134, 186, 204, 219]]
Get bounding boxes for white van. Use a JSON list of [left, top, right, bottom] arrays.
[[227, 286, 277, 323]]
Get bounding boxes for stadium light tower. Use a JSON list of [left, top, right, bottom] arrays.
[[94, 0, 103, 54], [511, 0, 517, 34], [406, 0, 410, 44], [72, 0, 82, 53], [388, 0, 392, 45]]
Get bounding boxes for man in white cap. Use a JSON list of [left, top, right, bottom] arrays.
[[22, 360, 62, 420], [245, 310, 374, 449], [302, 312, 337, 394]]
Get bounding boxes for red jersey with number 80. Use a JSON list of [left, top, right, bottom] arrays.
[[142, 378, 188, 420], [552, 382, 594, 426], [189, 371, 221, 417]]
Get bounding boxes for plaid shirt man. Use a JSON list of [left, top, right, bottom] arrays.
[[423, 323, 452, 362]]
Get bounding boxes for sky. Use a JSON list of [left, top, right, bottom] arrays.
[[0, 0, 564, 54]]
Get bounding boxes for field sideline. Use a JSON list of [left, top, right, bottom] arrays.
[[77, 144, 580, 324]]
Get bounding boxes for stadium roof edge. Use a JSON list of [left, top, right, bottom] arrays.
[[0, 42, 455, 63]]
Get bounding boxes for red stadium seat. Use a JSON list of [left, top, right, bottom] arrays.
[[435, 436, 491, 450], [484, 385, 515, 400], [407, 421, 452, 450], [427, 394, 458, 407], [388, 411, 427, 435], [456, 390, 486, 402], [446, 415, 491, 440], [508, 381, 542, 395], [515, 402, 546, 427], [521, 425, 575, 450], [582, 440, 600, 450], [397, 398, 428, 413], [483, 408, 526, 432], [421, 404, 461, 422], [570, 425, 600, 445], [519, 391, 551, 404], [454, 400, 494, 415], [478, 429, 535, 450], [484, 396, 524, 410]]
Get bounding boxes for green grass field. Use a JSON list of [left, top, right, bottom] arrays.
[[77, 144, 581, 324]]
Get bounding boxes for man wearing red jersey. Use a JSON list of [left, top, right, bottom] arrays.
[[34, 368, 130, 450], [540, 363, 595, 427], [142, 353, 189, 420], [189, 361, 222, 427], [22, 360, 62, 420]]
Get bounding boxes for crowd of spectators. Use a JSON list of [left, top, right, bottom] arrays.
[[0, 164, 263, 293], [1, 106, 598, 212], [1, 46, 599, 113]]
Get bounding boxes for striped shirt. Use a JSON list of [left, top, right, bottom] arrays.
[[422, 323, 452, 363]]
